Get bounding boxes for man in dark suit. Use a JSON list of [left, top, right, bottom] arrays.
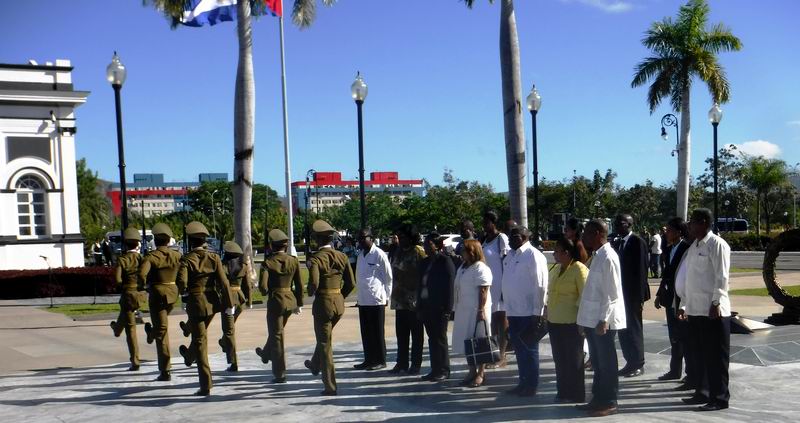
[[654, 218, 691, 383], [417, 232, 455, 381], [612, 214, 650, 377]]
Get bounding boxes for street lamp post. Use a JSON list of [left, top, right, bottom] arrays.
[[304, 168, 316, 257], [526, 84, 542, 243], [211, 189, 219, 241], [660, 114, 679, 157], [724, 199, 731, 232], [709, 103, 723, 233], [351, 72, 368, 230], [107, 52, 128, 238], [594, 200, 601, 219]]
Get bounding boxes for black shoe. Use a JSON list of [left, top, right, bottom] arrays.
[[156, 371, 171, 381], [623, 367, 644, 378], [697, 402, 728, 411], [255, 347, 269, 364], [430, 373, 448, 382], [144, 322, 154, 344], [505, 385, 524, 395], [421, 373, 435, 381], [304, 360, 320, 376], [616, 366, 631, 376], [353, 362, 369, 370], [218, 338, 228, 353], [517, 386, 537, 397], [387, 365, 407, 375], [673, 383, 695, 391], [179, 321, 190, 337], [110, 321, 121, 337], [366, 363, 386, 371], [272, 377, 287, 384], [226, 364, 238, 372], [682, 395, 710, 405], [127, 364, 140, 371], [195, 389, 210, 396], [179, 345, 192, 367], [320, 390, 337, 396], [575, 402, 599, 411], [658, 371, 681, 381], [407, 366, 421, 375]]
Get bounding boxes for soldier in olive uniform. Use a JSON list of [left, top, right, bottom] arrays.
[[139, 223, 182, 381], [110, 227, 146, 371], [255, 229, 304, 383], [217, 240, 253, 372], [304, 220, 355, 396], [177, 221, 235, 396]]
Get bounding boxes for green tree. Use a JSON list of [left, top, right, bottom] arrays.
[[631, 0, 742, 220], [739, 156, 788, 236], [462, 0, 528, 228], [617, 181, 662, 231], [76, 159, 112, 247], [148, 0, 335, 260]]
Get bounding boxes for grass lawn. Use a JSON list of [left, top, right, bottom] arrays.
[[730, 285, 800, 296], [731, 267, 762, 273], [43, 303, 126, 317]]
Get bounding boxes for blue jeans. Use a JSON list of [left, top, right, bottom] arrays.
[[584, 327, 619, 406], [507, 315, 541, 390]]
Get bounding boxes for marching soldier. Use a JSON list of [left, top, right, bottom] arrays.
[[110, 227, 146, 371], [304, 220, 355, 395], [177, 221, 234, 396], [217, 240, 253, 372], [139, 223, 182, 381], [255, 229, 304, 383]]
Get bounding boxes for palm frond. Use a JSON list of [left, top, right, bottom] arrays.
[[642, 18, 681, 56], [702, 23, 743, 53], [694, 53, 731, 103], [631, 56, 676, 88], [462, 0, 493, 9], [292, 0, 336, 28], [645, 62, 676, 113]]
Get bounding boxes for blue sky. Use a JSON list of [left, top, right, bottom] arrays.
[[2, 0, 798, 195]]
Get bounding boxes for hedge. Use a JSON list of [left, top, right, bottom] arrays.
[[0, 267, 116, 299]]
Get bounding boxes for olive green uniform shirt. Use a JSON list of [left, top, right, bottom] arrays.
[[116, 250, 144, 309], [138, 246, 182, 306], [177, 247, 234, 317], [307, 247, 355, 298], [260, 252, 304, 312]]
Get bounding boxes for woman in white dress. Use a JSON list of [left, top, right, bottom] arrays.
[[451, 239, 493, 388]]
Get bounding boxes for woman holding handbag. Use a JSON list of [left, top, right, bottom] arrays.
[[451, 239, 493, 388]]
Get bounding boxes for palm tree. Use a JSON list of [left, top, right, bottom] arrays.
[[739, 156, 788, 236], [463, 0, 528, 228], [149, 0, 334, 259], [631, 0, 741, 220]]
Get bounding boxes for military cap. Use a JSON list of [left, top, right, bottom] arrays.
[[269, 229, 288, 243], [312, 219, 336, 234], [223, 241, 243, 255], [123, 227, 141, 241], [185, 221, 210, 238], [151, 222, 173, 238]]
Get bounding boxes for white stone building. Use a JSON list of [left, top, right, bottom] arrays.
[[0, 60, 88, 270]]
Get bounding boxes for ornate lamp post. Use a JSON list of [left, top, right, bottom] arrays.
[[351, 72, 368, 230], [709, 103, 723, 233], [526, 84, 542, 243], [107, 52, 128, 238], [661, 114, 679, 157]]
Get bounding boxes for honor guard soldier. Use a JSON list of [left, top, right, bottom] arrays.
[[110, 227, 146, 371], [139, 223, 182, 381], [177, 221, 235, 396], [304, 220, 355, 395], [255, 229, 304, 383], [218, 240, 253, 372]]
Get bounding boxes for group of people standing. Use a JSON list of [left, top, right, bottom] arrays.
[[109, 208, 731, 414]]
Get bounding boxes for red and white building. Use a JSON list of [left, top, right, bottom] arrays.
[[290, 171, 425, 212]]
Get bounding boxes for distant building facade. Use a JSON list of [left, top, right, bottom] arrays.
[[290, 171, 425, 212], [0, 60, 88, 270], [106, 173, 228, 217]]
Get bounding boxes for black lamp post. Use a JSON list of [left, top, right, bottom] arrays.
[[594, 200, 601, 219], [107, 52, 128, 237], [709, 103, 723, 233], [724, 199, 731, 233], [304, 168, 316, 256], [526, 84, 542, 242], [661, 114, 679, 157], [351, 72, 368, 230]]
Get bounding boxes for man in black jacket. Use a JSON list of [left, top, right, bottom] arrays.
[[613, 214, 650, 377], [417, 232, 455, 382], [654, 218, 692, 383]]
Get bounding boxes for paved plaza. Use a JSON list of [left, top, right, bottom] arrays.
[[1, 272, 799, 421]]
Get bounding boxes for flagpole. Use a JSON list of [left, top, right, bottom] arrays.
[[278, 0, 296, 256]]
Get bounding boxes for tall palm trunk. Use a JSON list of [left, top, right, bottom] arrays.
[[676, 85, 691, 220], [233, 0, 255, 258], [499, 0, 528, 228]]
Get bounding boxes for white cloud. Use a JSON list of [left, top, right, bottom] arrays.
[[729, 140, 782, 159], [787, 120, 800, 127], [561, 0, 635, 13]]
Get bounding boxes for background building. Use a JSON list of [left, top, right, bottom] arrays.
[[291, 171, 424, 212], [0, 60, 88, 270], [106, 172, 228, 217]]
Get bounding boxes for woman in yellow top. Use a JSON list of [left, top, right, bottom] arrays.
[[547, 237, 589, 403]]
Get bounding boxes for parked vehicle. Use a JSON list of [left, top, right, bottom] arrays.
[[717, 218, 748, 234]]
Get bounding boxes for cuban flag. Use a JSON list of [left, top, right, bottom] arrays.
[[180, 0, 237, 27], [264, 0, 283, 17]]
